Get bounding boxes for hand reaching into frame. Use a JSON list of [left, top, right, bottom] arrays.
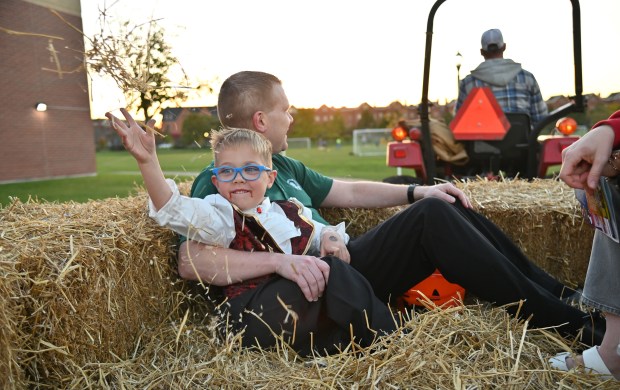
[[559, 125, 615, 191]]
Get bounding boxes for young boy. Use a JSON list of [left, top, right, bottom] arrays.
[[107, 108, 396, 355]]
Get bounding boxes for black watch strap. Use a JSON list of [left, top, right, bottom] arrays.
[[407, 184, 418, 204]]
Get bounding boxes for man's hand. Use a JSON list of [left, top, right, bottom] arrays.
[[106, 108, 157, 164], [319, 231, 351, 264], [415, 182, 473, 208], [559, 125, 615, 191], [275, 255, 330, 302]]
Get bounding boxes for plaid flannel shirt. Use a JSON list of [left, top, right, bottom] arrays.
[[456, 69, 548, 127]]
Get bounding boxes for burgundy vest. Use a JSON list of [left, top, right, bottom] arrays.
[[222, 200, 315, 299]]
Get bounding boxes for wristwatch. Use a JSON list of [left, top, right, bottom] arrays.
[[407, 184, 418, 204]]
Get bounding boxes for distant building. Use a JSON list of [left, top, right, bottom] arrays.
[[544, 93, 611, 114], [152, 94, 616, 144], [546, 95, 572, 112], [0, 0, 95, 183], [314, 101, 419, 129], [93, 119, 123, 150], [584, 93, 603, 111], [604, 92, 620, 104], [161, 106, 218, 142]]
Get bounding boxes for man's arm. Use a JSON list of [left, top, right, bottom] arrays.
[[528, 75, 549, 127], [178, 240, 281, 284], [320, 180, 472, 209], [455, 76, 472, 113], [178, 240, 329, 302]]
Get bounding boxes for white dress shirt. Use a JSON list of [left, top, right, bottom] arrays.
[[149, 179, 348, 255]]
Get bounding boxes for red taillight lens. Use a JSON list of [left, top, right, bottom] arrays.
[[556, 117, 578, 136], [409, 127, 422, 141], [391, 126, 408, 141], [394, 149, 407, 159]]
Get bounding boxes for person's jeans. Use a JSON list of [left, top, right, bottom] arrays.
[[582, 230, 620, 316]]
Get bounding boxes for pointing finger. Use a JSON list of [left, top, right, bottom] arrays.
[[119, 108, 139, 128]]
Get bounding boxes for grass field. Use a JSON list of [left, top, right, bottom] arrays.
[[0, 145, 401, 206]]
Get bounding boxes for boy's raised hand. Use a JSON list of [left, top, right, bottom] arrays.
[[106, 108, 157, 164], [106, 108, 172, 210]]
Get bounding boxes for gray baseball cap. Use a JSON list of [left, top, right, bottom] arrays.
[[481, 29, 505, 51]]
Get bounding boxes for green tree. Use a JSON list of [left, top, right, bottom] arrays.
[[181, 113, 221, 147], [325, 112, 347, 139], [586, 103, 620, 127], [291, 108, 320, 138], [357, 109, 377, 129]]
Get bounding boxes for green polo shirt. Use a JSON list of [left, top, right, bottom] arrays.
[[180, 153, 334, 243]]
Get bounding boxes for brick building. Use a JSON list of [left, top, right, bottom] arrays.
[[0, 0, 94, 183], [161, 106, 217, 143], [314, 101, 419, 129]]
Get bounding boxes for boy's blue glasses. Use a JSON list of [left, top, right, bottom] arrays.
[[212, 164, 272, 182]]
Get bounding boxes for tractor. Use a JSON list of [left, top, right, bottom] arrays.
[[392, 0, 585, 310], [386, 0, 585, 184]]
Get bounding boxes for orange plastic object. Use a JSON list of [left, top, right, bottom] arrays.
[[402, 269, 465, 308], [386, 141, 427, 181], [450, 87, 511, 140]]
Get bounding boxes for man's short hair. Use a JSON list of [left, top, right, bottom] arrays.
[[217, 71, 282, 130], [481, 28, 505, 52]]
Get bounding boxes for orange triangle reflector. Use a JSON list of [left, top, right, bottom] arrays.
[[450, 87, 511, 140]]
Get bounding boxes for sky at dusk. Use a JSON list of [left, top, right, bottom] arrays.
[[80, 0, 620, 119]]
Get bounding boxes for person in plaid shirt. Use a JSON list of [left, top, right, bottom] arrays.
[[456, 28, 548, 127]]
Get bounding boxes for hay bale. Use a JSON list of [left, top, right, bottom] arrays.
[[0, 253, 26, 389], [0, 195, 187, 385], [0, 178, 605, 387], [319, 206, 405, 238], [456, 178, 593, 288], [39, 303, 618, 389]]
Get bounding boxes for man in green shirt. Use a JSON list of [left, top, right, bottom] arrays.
[[180, 71, 602, 355]]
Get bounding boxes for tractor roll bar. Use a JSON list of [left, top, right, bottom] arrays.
[[420, 0, 583, 183], [419, 0, 446, 184]]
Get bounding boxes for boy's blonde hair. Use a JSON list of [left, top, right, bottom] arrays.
[[210, 128, 273, 167]]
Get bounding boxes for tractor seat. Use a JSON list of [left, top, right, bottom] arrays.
[[467, 112, 532, 176], [463, 113, 531, 155]]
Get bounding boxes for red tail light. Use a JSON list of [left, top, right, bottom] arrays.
[[391, 126, 409, 142], [394, 149, 407, 159], [556, 117, 578, 136], [409, 127, 422, 141]]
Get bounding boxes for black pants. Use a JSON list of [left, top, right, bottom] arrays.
[[224, 198, 587, 355], [225, 256, 396, 356], [349, 197, 586, 333]]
